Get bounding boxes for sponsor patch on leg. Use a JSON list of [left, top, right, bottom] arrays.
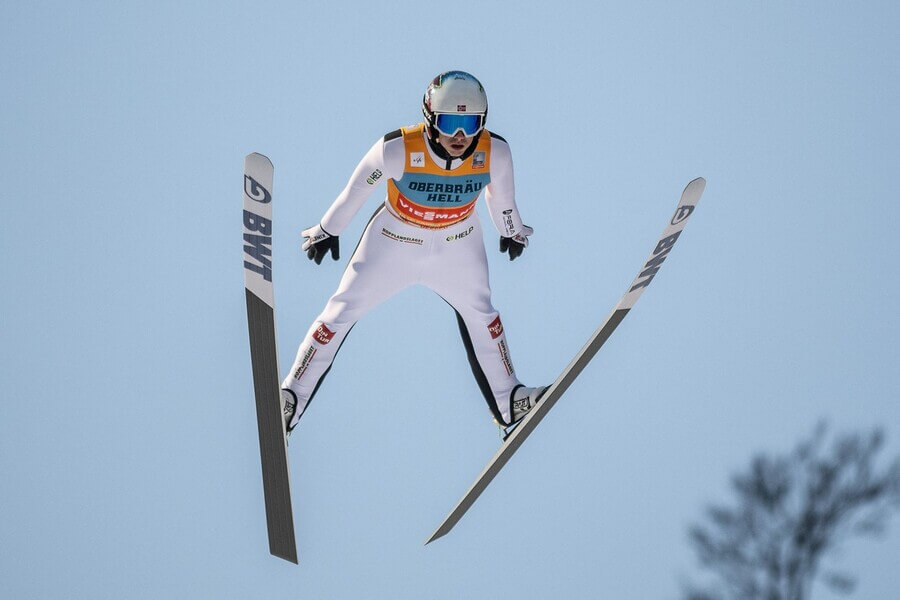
[[487, 316, 504, 339], [497, 339, 514, 375], [292, 346, 317, 380], [313, 322, 335, 345]]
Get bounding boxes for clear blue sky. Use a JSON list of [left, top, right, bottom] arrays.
[[2, 1, 898, 598]]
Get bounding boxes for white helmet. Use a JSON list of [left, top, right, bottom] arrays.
[[422, 71, 488, 138]]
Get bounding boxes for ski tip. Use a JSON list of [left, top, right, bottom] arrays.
[[245, 152, 274, 168], [686, 176, 706, 193]]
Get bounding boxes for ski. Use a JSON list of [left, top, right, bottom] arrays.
[[243, 152, 298, 563], [426, 177, 706, 544]]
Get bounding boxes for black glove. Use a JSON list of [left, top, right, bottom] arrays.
[[499, 225, 533, 261], [301, 224, 340, 265], [499, 236, 525, 260]]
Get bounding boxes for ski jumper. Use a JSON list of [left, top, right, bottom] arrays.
[[282, 124, 530, 427]]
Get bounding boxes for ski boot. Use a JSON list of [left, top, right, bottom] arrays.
[[498, 385, 548, 440], [281, 388, 298, 438]]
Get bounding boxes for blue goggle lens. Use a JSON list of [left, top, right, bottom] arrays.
[[434, 113, 484, 136]]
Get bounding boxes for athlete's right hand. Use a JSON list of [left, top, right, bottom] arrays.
[[301, 224, 340, 264]]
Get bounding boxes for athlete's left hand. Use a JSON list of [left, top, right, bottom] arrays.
[[499, 225, 533, 261]]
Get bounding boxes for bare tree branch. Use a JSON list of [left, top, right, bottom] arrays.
[[682, 423, 900, 600]]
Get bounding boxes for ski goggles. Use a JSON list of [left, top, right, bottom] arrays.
[[433, 112, 485, 137]]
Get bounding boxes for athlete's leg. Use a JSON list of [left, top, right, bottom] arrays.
[[424, 217, 522, 425], [282, 209, 425, 427]]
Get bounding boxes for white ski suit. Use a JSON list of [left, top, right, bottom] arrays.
[[282, 123, 531, 428]]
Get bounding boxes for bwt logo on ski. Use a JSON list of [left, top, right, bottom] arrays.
[[671, 205, 695, 225], [629, 231, 682, 292], [243, 210, 272, 282], [313, 323, 335, 345], [487, 316, 504, 339], [244, 175, 271, 204]]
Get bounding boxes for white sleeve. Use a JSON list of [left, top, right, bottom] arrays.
[[484, 136, 526, 237], [319, 134, 404, 236]]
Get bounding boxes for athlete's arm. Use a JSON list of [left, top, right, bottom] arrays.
[[319, 132, 405, 235], [483, 134, 527, 238]]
